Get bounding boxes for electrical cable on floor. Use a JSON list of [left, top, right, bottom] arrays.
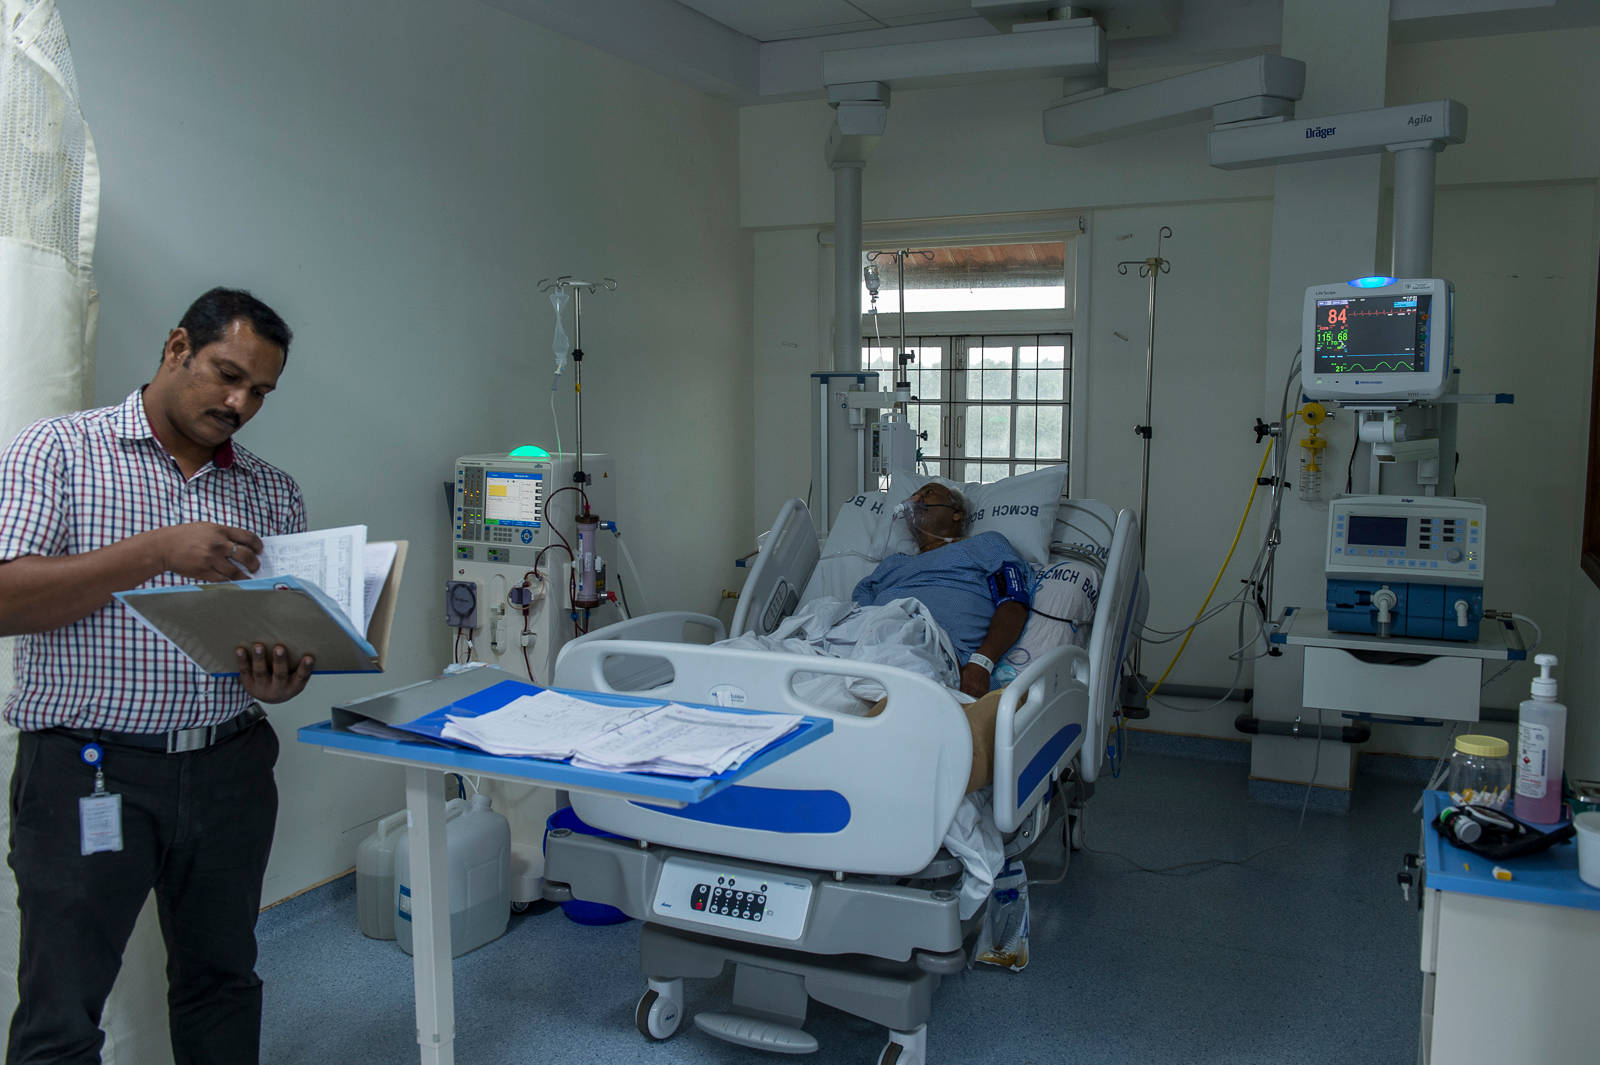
[[1084, 708, 1323, 875]]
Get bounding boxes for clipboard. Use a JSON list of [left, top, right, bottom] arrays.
[[330, 666, 519, 735], [114, 540, 406, 676]]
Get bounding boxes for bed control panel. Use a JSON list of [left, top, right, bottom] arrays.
[[653, 856, 812, 942]]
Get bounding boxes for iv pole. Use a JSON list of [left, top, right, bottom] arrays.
[[536, 275, 617, 609], [536, 275, 617, 500], [1117, 226, 1173, 562], [865, 250, 932, 481]]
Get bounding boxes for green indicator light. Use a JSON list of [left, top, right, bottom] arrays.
[[508, 445, 551, 459]]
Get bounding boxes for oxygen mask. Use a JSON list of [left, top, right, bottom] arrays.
[[893, 497, 961, 545]]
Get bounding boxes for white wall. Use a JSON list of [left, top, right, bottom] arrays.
[[740, 26, 1600, 764], [63, 0, 752, 903]]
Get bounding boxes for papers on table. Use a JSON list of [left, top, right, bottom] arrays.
[[439, 690, 802, 777]]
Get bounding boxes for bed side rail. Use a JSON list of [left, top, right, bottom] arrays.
[[1082, 509, 1143, 785], [729, 498, 821, 638], [562, 611, 725, 647], [556, 640, 973, 876], [991, 643, 1091, 833]]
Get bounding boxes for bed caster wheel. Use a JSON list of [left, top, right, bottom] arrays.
[[635, 982, 682, 1040], [509, 900, 530, 914], [1069, 806, 1087, 851], [878, 1026, 926, 1065]]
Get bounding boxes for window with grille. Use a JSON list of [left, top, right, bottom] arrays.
[[855, 234, 1080, 485], [861, 336, 1070, 483]]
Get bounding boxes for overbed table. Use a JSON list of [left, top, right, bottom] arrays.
[[298, 677, 831, 1065]]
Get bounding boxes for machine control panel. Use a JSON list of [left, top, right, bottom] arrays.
[[456, 458, 548, 546], [1325, 495, 1485, 585], [652, 856, 812, 942]]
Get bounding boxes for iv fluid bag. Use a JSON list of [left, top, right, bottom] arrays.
[[549, 287, 571, 383]]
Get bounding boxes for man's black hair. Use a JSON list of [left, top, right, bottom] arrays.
[[172, 287, 293, 365]]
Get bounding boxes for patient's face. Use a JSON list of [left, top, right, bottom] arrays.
[[905, 484, 964, 539]]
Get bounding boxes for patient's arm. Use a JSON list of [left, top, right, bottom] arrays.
[[959, 600, 1027, 697]]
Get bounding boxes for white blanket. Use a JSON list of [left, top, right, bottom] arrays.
[[717, 596, 961, 712], [717, 596, 1003, 918]]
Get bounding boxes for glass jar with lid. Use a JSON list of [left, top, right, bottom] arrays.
[[1447, 734, 1512, 809]]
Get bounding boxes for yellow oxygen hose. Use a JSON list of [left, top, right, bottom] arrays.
[[1146, 422, 1289, 699]]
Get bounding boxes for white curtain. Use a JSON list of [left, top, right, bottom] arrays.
[[0, 4, 169, 1064]]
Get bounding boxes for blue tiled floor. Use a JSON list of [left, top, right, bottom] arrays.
[[257, 750, 1425, 1064]]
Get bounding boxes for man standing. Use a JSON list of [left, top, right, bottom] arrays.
[[0, 288, 314, 1064]]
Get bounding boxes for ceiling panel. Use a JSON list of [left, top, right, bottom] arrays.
[[676, 0, 882, 41], [853, 0, 981, 26]]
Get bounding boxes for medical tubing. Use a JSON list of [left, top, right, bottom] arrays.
[[1137, 588, 1252, 642], [607, 527, 648, 616], [1480, 612, 1543, 688], [1137, 605, 1253, 714], [550, 391, 563, 462], [1146, 440, 1276, 697]]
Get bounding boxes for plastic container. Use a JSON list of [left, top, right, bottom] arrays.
[[545, 806, 631, 925], [1446, 734, 1512, 810], [1574, 812, 1600, 889], [1514, 654, 1567, 825], [395, 794, 511, 957], [356, 809, 409, 939]]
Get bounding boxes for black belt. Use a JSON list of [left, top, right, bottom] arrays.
[[54, 705, 267, 754]]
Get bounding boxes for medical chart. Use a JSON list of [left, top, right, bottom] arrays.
[[440, 691, 802, 776], [256, 525, 365, 631]]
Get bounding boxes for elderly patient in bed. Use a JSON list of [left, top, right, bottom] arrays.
[[850, 481, 1030, 793]]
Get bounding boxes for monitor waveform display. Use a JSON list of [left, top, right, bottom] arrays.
[[1313, 294, 1430, 375]]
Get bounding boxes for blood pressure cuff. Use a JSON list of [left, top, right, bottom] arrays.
[[987, 561, 1030, 608], [1431, 807, 1576, 862]]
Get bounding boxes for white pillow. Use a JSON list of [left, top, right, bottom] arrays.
[[800, 493, 917, 604], [890, 466, 1068, 566], [995, 558, 1099, 683]]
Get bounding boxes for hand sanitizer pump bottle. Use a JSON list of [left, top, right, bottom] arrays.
[[1514, 654, 1567, 825]]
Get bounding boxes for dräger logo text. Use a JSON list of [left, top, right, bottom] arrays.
[[1305, 125, 1336, 140]]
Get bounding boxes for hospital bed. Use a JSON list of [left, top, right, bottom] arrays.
[[542, 490, 1144, 1065]]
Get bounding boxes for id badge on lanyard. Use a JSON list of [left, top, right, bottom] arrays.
[[78, 742, 123, 855]]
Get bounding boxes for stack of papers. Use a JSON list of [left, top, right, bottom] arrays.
[[256, 524, 398, 635], [439, 690, 802, 777]]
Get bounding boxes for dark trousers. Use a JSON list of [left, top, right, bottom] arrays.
[[6, 720, 279, 1065]]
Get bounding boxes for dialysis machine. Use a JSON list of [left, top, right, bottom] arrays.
[[447, 448, 615, 905], [449, 448, 616, 684], [1301, 277, 1493, 641]]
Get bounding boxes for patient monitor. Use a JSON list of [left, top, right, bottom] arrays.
[[1301, 277, 1454, 405]]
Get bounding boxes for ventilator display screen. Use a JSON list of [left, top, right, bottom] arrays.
[[1346, 514, 1407, 548], [484, 470, 544, 527], [1312, 294, 1431, 375]]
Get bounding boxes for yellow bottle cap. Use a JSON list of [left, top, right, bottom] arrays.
[[1454, 734, 1509, 758]]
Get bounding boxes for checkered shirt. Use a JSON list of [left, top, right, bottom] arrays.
[[1, 388, 307, 732]]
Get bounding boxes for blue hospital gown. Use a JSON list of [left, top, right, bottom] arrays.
[[851, 531, 1030, 662]]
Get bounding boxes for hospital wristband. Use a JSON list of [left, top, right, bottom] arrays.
[[967, 652, 995, 674]]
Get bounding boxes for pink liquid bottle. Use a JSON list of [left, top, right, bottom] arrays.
[[1514, 654, 1567, 825]]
